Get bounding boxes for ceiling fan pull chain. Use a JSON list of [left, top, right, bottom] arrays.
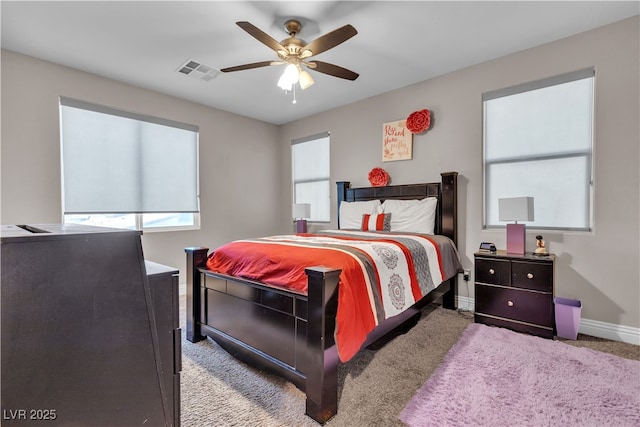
[[292, 84, 297, 104]]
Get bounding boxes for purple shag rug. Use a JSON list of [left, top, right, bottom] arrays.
[[400, 323, 640, 427]]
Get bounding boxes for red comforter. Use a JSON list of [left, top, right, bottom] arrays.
[[206, 230, 461, 361]]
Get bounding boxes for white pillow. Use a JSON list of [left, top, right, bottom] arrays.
[[381, 197, 438, 234], [339, 200, 382, 229]]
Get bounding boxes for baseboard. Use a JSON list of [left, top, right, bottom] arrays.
[[461, 297, 639, 346], [456, 295, 474, 312], [579, 318, 640, 346]]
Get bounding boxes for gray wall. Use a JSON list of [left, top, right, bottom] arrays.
[[1, 17, 638, 333], [279, 17, 640, 331]]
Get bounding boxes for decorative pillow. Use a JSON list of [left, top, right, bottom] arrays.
[[339, 200, 382, 229], [361, 213, 391, 231], [381, 197, 438, 234]]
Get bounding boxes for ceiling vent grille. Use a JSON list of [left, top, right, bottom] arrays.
[[177, 60, 220, 82]]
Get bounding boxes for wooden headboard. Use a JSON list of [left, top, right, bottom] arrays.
[[336, 172, 458, 245]]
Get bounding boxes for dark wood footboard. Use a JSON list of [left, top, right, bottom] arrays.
[[185, 247, 343, 423]]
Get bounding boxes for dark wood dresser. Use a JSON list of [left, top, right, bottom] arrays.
[[1, 224, 181, 426], [474, 250, 555, 338], [146, 260, 181, 427]]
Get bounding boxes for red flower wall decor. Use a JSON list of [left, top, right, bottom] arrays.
[[406, 109, 431, 134], [368, 167, 390, 187]]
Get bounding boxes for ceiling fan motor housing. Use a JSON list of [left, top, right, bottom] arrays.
[[284, 19, 302, 36]]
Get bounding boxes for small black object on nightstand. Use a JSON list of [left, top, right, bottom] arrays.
[[479, 242, 497, 253]]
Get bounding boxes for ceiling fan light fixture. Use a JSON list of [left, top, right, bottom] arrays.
[[299, 69, 314, 90], [277, 73, 293, 91], [284, 63, 299, 83], [277, 63, 299, 91]]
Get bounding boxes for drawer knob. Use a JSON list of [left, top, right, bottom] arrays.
[[507, 300, 514, 307], [488, 268, 495, 275], [527, 273, 534, 279]]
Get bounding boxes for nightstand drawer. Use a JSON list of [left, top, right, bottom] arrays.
[[475, 284, 553, 328], [475, 258, 510, 286], [512, 260, 552, 292]]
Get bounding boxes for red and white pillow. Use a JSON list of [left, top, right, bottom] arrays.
[[339, 199, 382, 229], [361, 213, 392, 231]]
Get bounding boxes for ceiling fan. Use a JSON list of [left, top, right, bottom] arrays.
[[221, 20, 359, 92]]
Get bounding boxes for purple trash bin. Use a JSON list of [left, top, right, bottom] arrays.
[[554, 297, 582, 340]]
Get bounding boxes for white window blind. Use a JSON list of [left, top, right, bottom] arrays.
[[292, 132, 330, 222], [483, 68, 594, 231], [60, 97, 199, 214]]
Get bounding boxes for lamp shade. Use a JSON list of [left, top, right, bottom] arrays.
[[278, 64, 299, 91], [498, 197, 534, 222], [277, 73, 293, 91], [298, 70, 314, 89], [292, 203, 311, 219]]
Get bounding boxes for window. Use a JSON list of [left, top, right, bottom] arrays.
[[60, 97, 199, 231], [63, 213, 199, 231], [483, 68, 594, 231], [292, 132, 330, 222]]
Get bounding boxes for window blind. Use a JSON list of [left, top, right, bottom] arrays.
[[483, 68, 594, 230], [292, 132, 330, 222], [60, 97, 199, 214]]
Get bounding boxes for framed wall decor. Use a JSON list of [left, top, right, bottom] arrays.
[[382, 119, 413, 161]]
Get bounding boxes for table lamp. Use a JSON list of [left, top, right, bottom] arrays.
[[499, 197, 534, 254], [292, 203, 311, 233]]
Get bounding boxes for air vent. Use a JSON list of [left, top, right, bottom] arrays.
[[177, 60, 220, 82]]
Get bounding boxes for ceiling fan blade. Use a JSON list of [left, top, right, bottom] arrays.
[[308, 61, 359, 81], [302, 24, 357, 57], [220, 61, 274, 73], [236, 21, 286, 53]]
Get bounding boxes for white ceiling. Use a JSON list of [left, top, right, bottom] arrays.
[[2, 1, 638, 125]]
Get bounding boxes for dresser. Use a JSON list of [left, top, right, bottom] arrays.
[[474, 251, 555, 339], [1, 224, 181, 426], [146, 261, 182, 427]]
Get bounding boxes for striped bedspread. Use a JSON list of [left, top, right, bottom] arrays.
[[205, 230, 462, 361]]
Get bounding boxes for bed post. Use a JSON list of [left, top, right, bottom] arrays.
[[440, 172, 458, 246], [335, 181, 350, 229], [185, 247, 208, 343], [440, 172, 458, 310], [305, 266, 341, 424]]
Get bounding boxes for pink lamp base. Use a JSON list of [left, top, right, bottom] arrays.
[[296, 219, 307, 233], [506, 223, 526, 254]]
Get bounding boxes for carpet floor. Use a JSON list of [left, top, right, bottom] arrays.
[[179, 296, 639, 427], [400, 323, 640, 427]]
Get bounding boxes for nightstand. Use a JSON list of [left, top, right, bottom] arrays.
[[474, 251, 555, 339]]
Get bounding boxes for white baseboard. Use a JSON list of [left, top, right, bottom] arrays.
[[460, 297, 639, 346], [455, 295, 474, 312], [579, 318, 640, 346]]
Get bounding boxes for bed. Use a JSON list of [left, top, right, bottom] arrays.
[[185, 171, 460, 423]]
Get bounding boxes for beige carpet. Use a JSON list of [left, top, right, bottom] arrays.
[[179, 295, 639, 426]]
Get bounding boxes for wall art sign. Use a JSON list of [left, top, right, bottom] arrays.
[[382, 120, 413, 162]]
